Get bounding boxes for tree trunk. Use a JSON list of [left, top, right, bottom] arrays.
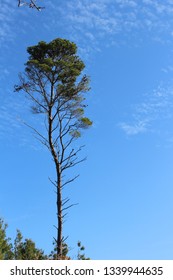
[[57, 165, 62, 259], [48, 108, 63, 259]]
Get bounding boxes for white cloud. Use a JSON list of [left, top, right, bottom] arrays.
[[0, 89, 43, 148], [39, 0, 173, 57], [2, 0, 173, 51], [119, 84, 173, 136], [0, 0, 16, 45], [115, 0, 138, 8], [56, 1, 173, 33], [119, 120, 149, 135]]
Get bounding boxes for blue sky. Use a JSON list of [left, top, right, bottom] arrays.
[[1, 0, 173, 259]]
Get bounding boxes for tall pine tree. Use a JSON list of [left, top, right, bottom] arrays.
[[15, 38, 92, 259]]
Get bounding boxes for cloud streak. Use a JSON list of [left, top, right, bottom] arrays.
[[0, 0, 16, 45], [46, 0, 173, 51], [119, 84, 173, 136], [119, 120, 149, 135], [2, 0, 173, 54], [0, 89, 45, 149]]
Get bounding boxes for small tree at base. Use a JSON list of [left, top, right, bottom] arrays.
[[15, 38, 92, 259], [0, 218, 13, 260], [77, 241, 90, 260], [14, 230, 47, 260]]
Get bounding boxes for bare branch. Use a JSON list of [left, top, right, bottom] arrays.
[[53, 225, 58, 230], [23, 121, 48, 145], [62, 236, 68, 243], [62, 157, 86, 172], [62, 198, 70, 206], [62, 203, 78, 212], [61, 146, 85, 164], [62, 175, 80, 188], [15, 76, 48, 113], [48, 177, 57, 188]]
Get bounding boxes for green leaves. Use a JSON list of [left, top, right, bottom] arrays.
[[69, 130, 81, 138], [71, 107, 84, 117], [77, 241, 90, 260], [0, 219, 13, 260], [21, 37, 93, 132], [14, 229, 47, 260], [79, 117, 93, 129], [0, 219, 47, 260], [69, 117, 92, 138], [25, 38, 85, 85]]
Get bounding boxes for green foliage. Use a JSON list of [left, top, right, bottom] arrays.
[[25, 38, 85, 95], [15, 38, 92, 134], [49, 241, 69, 260], [0, 218, 91, 260], [77, 241, 90, 260], [0, 218, 13, 260], [69, 130, 81, 138], [79, 117, 93, 129], [14, 229, 47, 260], [71, 108, 84, 117]]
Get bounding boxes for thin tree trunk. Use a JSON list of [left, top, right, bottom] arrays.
[[57, 165, 62, 259], [48, 108, 63, 259]]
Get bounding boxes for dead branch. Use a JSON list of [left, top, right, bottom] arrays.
[[62, 203, 78, 212], [48, 177, 57, 188], [61, 175, 80, 188]]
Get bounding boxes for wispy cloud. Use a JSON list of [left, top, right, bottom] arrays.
[[0, 0, 16, 45], [46, 0, 173, 51], [119, 120, 149, 135], [119, 84, 173, 136], [0, 91, 26, 139], [2, 0, 173, 55], [0, 90, 44, 149]]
